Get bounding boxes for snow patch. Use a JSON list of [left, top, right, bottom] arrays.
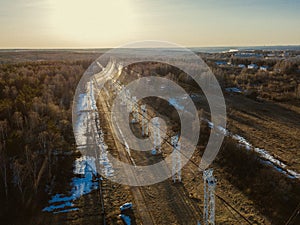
[[42, 156, 99, 214], [207, 120, 300, 179], [44, 65, 116, 214]]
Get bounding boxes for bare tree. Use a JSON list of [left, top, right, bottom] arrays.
[[296, 84, 300, 99], [0, 120, 8, 140], [12, 112, 23, 130], [12, 159, 28, 202], [0, 143, 8, 197]]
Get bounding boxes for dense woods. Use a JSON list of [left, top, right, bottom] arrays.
[[0, 60, 91, 220]]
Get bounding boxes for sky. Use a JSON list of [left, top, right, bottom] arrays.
[[0, 0, 299, 48]]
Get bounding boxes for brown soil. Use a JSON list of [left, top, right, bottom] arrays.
[[226, 95, 300, 172]]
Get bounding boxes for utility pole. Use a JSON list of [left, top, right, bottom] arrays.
[[126, 89, 132, 112], [141, 105, 148, 136], [171, 135, 181, 182], [131, 96, 139, 123], [120, 85, 126, 105], [203, 169, 216, 225], [151, 117, 161, 155]]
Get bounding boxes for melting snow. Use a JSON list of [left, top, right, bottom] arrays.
[[44, 72, 115, 214], [168, 95, 189, 111], [119, 214, 131, 225], [208, 120, 300, 179], [171, 99, 300, 179], [43, 156, 99, 214], [169, 98, 185, 111]]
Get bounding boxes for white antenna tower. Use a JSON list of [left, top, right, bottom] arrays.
[[120, 85, 126, 105], [171, 135, 181, 183], [126, 90, 133, 113], [131, 96, 139, 123], [125, 89, 131, 100], [151, 117, 161, 155], [203, 169, 216, 225], [141, 104, 148, 136]]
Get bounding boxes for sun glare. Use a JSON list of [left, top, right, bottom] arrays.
[[48, 0, 138, 46]]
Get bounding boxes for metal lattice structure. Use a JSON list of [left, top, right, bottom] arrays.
[[171, 135, 181, 182], [151, 117, 161, 155], [120, 85, 126, 105], [141, 104, 148, 136], [126, 89, 133, 112], [203, 169, 216, 225], [131, 96, 139, 123]]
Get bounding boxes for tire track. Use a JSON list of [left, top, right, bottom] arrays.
[[98, 92, 156, 225], [100, 83, 202, 224]]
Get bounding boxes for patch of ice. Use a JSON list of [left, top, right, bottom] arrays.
[[44, 65, 116, 214], [48, 194, 74, 204], [287, 169, 300, 179], [89, 81, 97, 111], [168, 98, 185, 111], [207, 121, 214, 129], [42, 156, 99, 214], [74, 155, 97, 175], [43, 201, 74, 212], [77, 94, 88, 112], [216, 125, 229, 136], [253, 147, 286, 169], [120, 214, 131, 225], [232, 134, 252, 150], [53, 208, 79, 214], [74, 78, 114, 177]]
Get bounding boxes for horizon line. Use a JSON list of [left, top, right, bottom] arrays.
[[0, 44, 300, 51]]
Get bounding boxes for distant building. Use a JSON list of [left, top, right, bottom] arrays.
[[248, 64, 258, 69], [215, 61, 227, 66], [234, 52, 263, 58], [260, 66, 269, 71], [281, 52, 289, 58], [228, 49, 239, 53]]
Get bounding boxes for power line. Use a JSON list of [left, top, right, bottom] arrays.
[[216, 195, 252, 225], [285, 202, 300, 225], [93, 60, 253, 225]]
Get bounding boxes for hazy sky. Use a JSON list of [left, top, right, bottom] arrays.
[[0, 0, 299, 48]]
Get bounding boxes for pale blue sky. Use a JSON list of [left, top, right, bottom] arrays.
[[0, 0, 299, 48]]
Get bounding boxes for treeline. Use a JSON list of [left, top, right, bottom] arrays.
[[210, 58, 300, 101], [0, 60, 90, 220], [126, 59, 300, 102]]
